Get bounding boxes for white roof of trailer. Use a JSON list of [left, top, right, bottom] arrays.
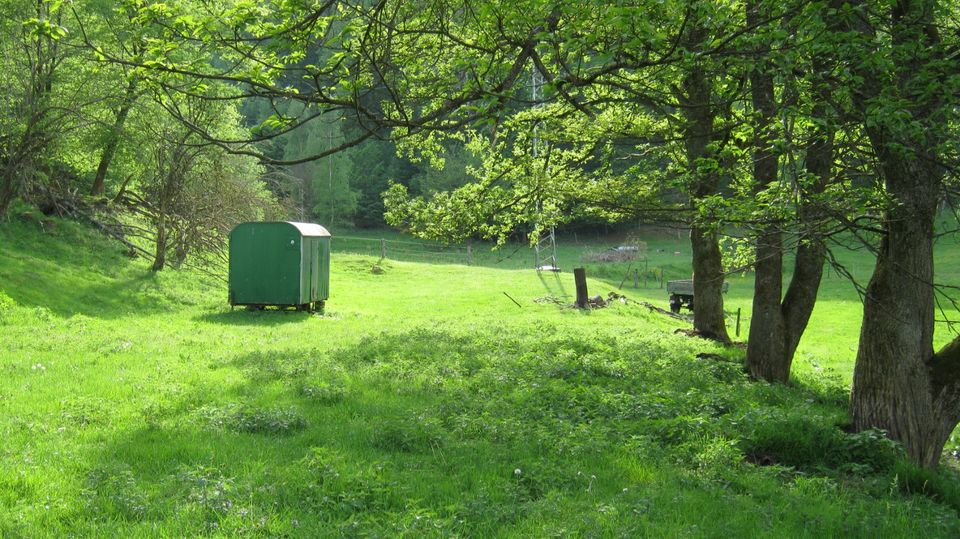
[[286, 222, 331, 237]]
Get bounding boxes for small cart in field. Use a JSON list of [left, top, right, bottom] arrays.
[[667, 279, 729, 313]]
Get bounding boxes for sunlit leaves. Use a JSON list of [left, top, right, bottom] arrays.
[[23, 17, 68, 39]]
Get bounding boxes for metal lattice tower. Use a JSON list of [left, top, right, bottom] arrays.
[[531, 65, 559, 272]]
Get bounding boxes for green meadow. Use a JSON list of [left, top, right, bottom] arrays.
[[1, 214, 959, 537]]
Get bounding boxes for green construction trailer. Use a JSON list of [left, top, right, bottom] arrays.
[[228, 221, 331, 311]]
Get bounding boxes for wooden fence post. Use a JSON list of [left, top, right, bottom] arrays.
[[467, 241, 474, 266], [574, 268, 589, 309], [380, 239, 386, 261]]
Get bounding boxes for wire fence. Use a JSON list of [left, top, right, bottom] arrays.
[[331, 236, 489, 266], [330, 235, 688, 291]]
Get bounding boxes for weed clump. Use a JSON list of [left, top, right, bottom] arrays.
[[892, 462, 960, 512], [299, 381, 347, 404], [59, 397, 108, 428], [301, 448, 398, 516], [199, 404, 307, 435], [0, 291, 17, 322], [175, 465, 238, 528], [370, 415, 445, 453], [83, 465, 148, 520]]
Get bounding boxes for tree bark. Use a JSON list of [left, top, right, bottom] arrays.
[[744, 0, 785, 379], [91, 78, 138, 197], [152, 212, 167, 271], [681, 46, 730, 344], [745, 8, 832, 383], [850, 157, 944, 467], [0, 151, 20, 217], [690, 226, 730, 342], [846, 0, 960, 468], [0, 172, 16, 217]]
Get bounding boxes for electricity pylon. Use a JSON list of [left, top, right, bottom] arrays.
[[531, 64, 559, 272]]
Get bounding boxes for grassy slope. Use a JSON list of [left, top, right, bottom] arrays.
[[1, 216, 959, 537]]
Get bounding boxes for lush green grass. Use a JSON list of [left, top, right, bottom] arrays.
[[334, 224, 960, 384], [1, 214, 959, 536]]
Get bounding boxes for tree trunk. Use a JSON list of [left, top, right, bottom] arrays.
[[850, 162, 948, 467], [744, 1, 785, 378], [690, 226, 730, 342], [747, 229, 786, 379], [745, 7, 832, 383], [152, 215, 167, 271], [777, 61, 833, 369], [0, 159, 17, 217], [844, 0, 960, 469], [0, 138, 31, 217], [0, 176, 15, 217], [91, 79, 138, 197], [681, 47, 730, 344]]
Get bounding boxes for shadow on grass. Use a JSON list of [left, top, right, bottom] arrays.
[[0, 266, 178, 319], [537, 270, 570, 299], [79, 327, 695, 534], [77, 327, 960, 536], [0, 218, 197, 318], [194, 310, 316, 326]]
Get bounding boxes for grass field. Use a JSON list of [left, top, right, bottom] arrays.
[[1, 214, 959, 536], [333, 224, 960, 383]]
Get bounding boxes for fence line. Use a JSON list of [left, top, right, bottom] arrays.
[[332, 235, 477, 266], [330, 235, 683, 291]]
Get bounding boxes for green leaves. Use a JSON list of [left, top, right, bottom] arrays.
[[23, 17, 68, 39]]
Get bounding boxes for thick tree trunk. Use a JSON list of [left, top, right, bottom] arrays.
[[748, 229, 786, 379], [682, 52, 729, 343], [850, 158, 949, 467], [744, 4, 785, 378], [844, 0, 960, 469], [91, 79, 138, 197]]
